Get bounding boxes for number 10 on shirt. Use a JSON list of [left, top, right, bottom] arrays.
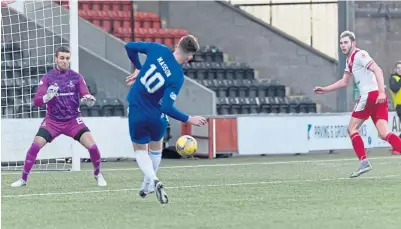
[[141, 64, 165, 93]]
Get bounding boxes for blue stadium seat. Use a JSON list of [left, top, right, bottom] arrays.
[[79, 104, 91, 117], [276, 84, 286, 98], [216, 97, 229, 115], [207, 62, 219, 80], [111, 98, 125, 116], [269, 97, 280, 113], [238, 97, 251, 114], [225, 63, 237, 80], [99, 98, 114, 116], [196, 62, 208, 80], [202, 45, 223, 62], [238, 80, 253, 97], [248, 97, 259, 113], [214, 79, 226, 97], [228, 97, 240, 114], [216, 63, 226, 80], [183, 63, 196, 79], [278, 97, 289, 113], [248, 80, 258, 97], [299, 97, 311, 113], [99, 98, 125, 117], [192, 49, 204, 62], [226, 79, 238, 98], [289, 98, 299, 113], [88, 99, 102, 117], [309, 103, 317, 113], [259, 97, 271, 114], [244, 65, 255, 80]]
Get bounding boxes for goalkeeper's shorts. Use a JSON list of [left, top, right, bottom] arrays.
[[37, 116, 89, 142]]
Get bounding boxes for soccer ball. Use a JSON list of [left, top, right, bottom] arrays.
[[176, 135, 197, 156]]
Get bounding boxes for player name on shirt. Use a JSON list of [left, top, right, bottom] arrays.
[[157, 57, 171, 77]]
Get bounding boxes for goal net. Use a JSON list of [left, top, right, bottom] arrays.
[[1, 0, 80, 171]]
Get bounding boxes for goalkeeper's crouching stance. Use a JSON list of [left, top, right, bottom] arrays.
[[11, 46, 107, 187]]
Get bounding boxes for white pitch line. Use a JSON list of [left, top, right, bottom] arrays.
[[2, 174, 399, 199], [1, 155, 400, 176], [99, 156, 400, 171]]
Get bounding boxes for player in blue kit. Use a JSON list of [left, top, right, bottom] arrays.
[[124, 35, 207, 204]]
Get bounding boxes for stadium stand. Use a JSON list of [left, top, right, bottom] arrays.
[[65, 1, 318, 115], [1, 1, 317, 118]]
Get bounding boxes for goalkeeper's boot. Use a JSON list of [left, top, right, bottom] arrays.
[[350, 159, 372, 178], [95, 173, 107, 187], [154, 180, 168, 204], [10, 179, 27, 188]]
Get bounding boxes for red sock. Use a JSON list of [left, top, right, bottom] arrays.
[[350, 133, 366, 160], [386, 133, 401, 152]]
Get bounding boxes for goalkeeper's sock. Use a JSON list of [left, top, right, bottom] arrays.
[[21, 142, 42, 181], [149, 150, 162, 173], [135, 150, 158, 182], [88, 145, 101, 176]]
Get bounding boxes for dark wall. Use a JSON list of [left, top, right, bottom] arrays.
[[355, 2, 401, 109]]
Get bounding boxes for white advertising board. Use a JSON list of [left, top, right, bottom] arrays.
[[369, 112, 401, 148], [237, 116, 309, 155], [237, 112, 398, 155], [1, 117, 134, 162], [305, 113, 374, 151]]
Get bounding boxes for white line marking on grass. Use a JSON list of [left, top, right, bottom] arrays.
[[2, 174, 399, 198], [1, 156, 400, 176]]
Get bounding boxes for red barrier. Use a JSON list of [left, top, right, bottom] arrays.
[[181, 117, 238, 159]]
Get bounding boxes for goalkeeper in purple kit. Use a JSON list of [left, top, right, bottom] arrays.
[[10, 46, 107, 187]]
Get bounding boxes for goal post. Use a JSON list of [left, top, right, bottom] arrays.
[[1, 0, 80, 171], [68, 0, 79, 171]]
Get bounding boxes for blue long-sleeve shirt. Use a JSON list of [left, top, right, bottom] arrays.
[[125, 41, 189, 122]]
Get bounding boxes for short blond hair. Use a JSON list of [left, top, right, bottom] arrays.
[[340, 30, 356, 41]]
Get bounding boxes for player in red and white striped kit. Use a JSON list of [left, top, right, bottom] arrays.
[[314, 31, 401, 178]]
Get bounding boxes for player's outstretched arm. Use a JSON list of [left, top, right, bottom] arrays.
[[314, 72, 352, 94], [160, 86, 190, 123], [124, 41, 152, 70], [160, 85, 207, 126]]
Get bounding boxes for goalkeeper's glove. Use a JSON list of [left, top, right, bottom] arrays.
[[81, 94, 96, 107], [43, 85, 59, 103]]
